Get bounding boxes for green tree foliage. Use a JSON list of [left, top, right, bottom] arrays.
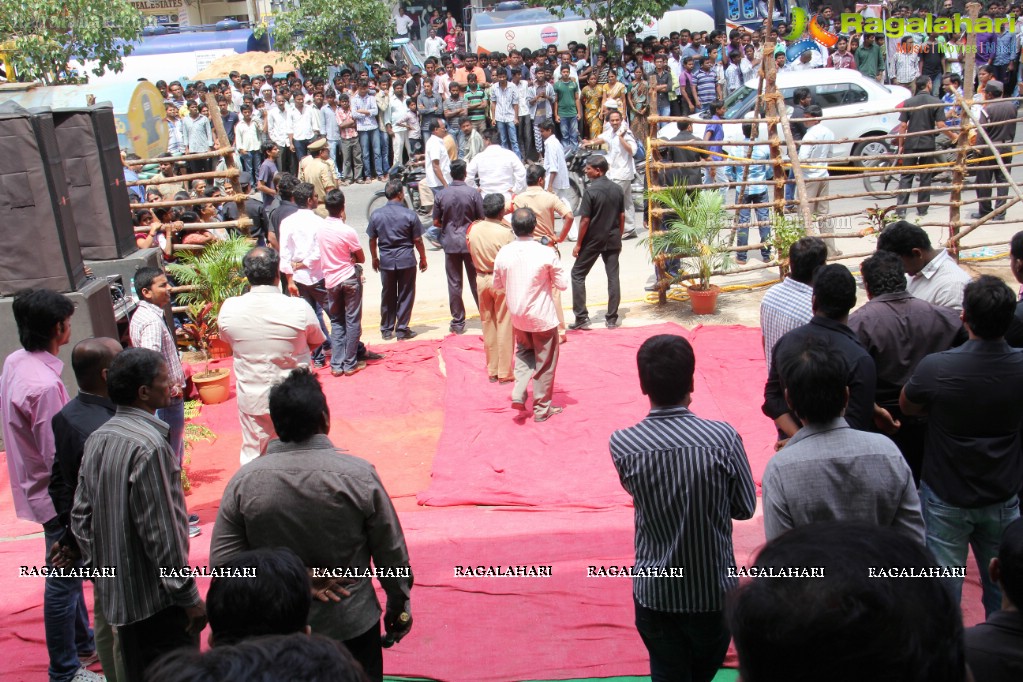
[[0, 0, 144, 84], [266, 0, 394, 77], [540, 0, 683, 49]]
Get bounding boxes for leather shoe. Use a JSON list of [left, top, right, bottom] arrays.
[[622, 230, 638, 240], [970, 212, 987, 219], [489, 375, 499, 383], [605, 320, 620, 329], [535, 406, 564, 423], [344, 361, 368, 377], [381, 332, 393, 340], [568, 319, 591, 330], [361, 351, 385, 361], [511, 398, 527, 411], [449, 325, 465, 335], [397, 330, 418, 340], [498, 377, 514, 384]]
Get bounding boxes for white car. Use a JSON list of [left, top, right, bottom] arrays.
[[661, 69, 911, 167]]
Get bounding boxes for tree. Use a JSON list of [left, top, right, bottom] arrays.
[[265, 0, 394, 78], [540, 0, 683, 51], [0, 0, 144, 84]]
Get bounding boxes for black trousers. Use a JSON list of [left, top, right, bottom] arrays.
[[342, 623, 383, 682], [118, 605, 198, 682], [445, 252, 479, 329], [186, 157, 212, 176], [635, 599, 729, 682], [380, 267, 417, 337], [896, 153, 934, 212], [977, 147, 1011, 214], [296, 279, 332, 363], [572, 247, 621, 325], [278, 145, 298, 175]]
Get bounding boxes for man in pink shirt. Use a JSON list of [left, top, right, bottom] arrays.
[[318, 188, 381, 377], [493, 207, 569, 423], [0, 289, 103, 681]]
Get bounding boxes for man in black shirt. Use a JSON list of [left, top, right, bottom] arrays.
[[267, 173, 298, 251], [1007, 230, 1023, 347], [49, 337, 123, 682], [848, 250, 966, 484], [763, 264, 877, 443], [570, 155, 625, 330], [896, 75, 953, 219], [239, 172, 269, 246], [965, 518, 1023, 680], [974, 81, 1018, 219], [902, 275, 1023, 617]]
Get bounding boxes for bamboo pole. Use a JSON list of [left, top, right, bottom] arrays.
[[133, 148, 236, 165], [206, 92, 248, 235], [128, 167, 240, 187], [174, 219, 253, 232], [130, 194, 248, 210]]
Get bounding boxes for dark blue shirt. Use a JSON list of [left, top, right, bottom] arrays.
[[705, 116, 724, 155], [49, 392, 116, 549], [433, 181, 483, 254], [904, 339, 1023, 508], [221, 111, 239, 145], [367, 199, 423, 270]]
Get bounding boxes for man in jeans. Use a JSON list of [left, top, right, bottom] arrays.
[[902, 275, 1023, 617], [611, 334, 756, 682], [351, 80, 383, 181], [319, 190, 372, 376], [0, 290, 104, 682], [553, 65, 581, 153], [490, 69, 521, 157], [736, 123, 772, 263]]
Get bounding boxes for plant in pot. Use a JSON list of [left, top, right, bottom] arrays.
[[166, 234, 250, 360], [178, 302, 232, 404], [646, 188, 732, 314]]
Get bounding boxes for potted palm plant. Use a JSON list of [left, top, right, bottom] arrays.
[[167, 234, 250, 403], [646, 188, 732, 314]]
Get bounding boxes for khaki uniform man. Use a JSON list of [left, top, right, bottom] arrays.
[[467, 193, 516, 383], [512, 166, 574, 341], [300, 138, 337, 217]]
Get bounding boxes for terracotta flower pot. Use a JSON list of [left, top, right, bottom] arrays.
[[688, 284, 721, 315], [193, 368, 231, 405]]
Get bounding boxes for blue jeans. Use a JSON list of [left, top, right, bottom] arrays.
[[783, 167, 796, 204], [294, 137, 311, 160], [635, 599, 729, 682], [43, 517, 94, 682], [425, 189, 443, 246], [449, 129, 464, 156], [327, 274, 364, 373], [920, 484, 1020, 617], [327, 139, 340, 169], [737, 193, 772, 262], [296, 279, 332, 363], [359, 129, 382, 179], [497, 120, 520, 157], [703, 163, 729, 202], [657, 102, 671, 130], [377, 129, 392, 176], [239, 151, 259, 176], [559, 116, 579, 154], [157, 397, 184, 466]]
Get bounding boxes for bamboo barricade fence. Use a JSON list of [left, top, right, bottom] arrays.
[[128, 92, 252, 254], [643, 80, 1023, 298]]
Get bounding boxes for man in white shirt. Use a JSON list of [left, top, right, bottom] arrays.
[[218, 247, 325, 465], [234, 104, 263, 176], [494, 207, 569, 423], [268, 93, 296, 174], [321, 90, 343, 173], [425, 118, 452, 193], [797, 105, 837, 255], [876, 221, 972, 310], [291, 97, 321, 160], [278, 183, 332, 367], [582, 109, 637, 238], [539, 120, 574, 238], [394, 7, 414, 38], [425, 29, 446, 60], [467, 128, 527, 204]]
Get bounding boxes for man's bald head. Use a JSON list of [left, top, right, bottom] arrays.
[[71, 337, 123, 393]]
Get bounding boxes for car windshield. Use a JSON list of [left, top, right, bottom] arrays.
[[724, 85, 757, 119]]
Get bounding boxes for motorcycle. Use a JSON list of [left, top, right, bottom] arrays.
[[565, 147, 647, 219], [366, 161, 432, 225]]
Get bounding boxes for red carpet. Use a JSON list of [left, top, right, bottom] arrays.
[[418, 323, 777, 508], [0, 325, 991, 681]]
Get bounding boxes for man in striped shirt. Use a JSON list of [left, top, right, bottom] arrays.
[[611, 334, 756, 682], [72, 348, 206, 682], [758, 237, 828, 372]]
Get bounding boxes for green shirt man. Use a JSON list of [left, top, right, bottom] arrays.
[[855, 36, 885, 80], [554, 72, 580, 119]]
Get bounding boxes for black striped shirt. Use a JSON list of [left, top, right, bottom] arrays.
[[610, 406, 757, 612], [72, 406, 199, 626]]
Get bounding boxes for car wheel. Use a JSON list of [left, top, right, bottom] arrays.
[[854, 139, 896, 200]]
